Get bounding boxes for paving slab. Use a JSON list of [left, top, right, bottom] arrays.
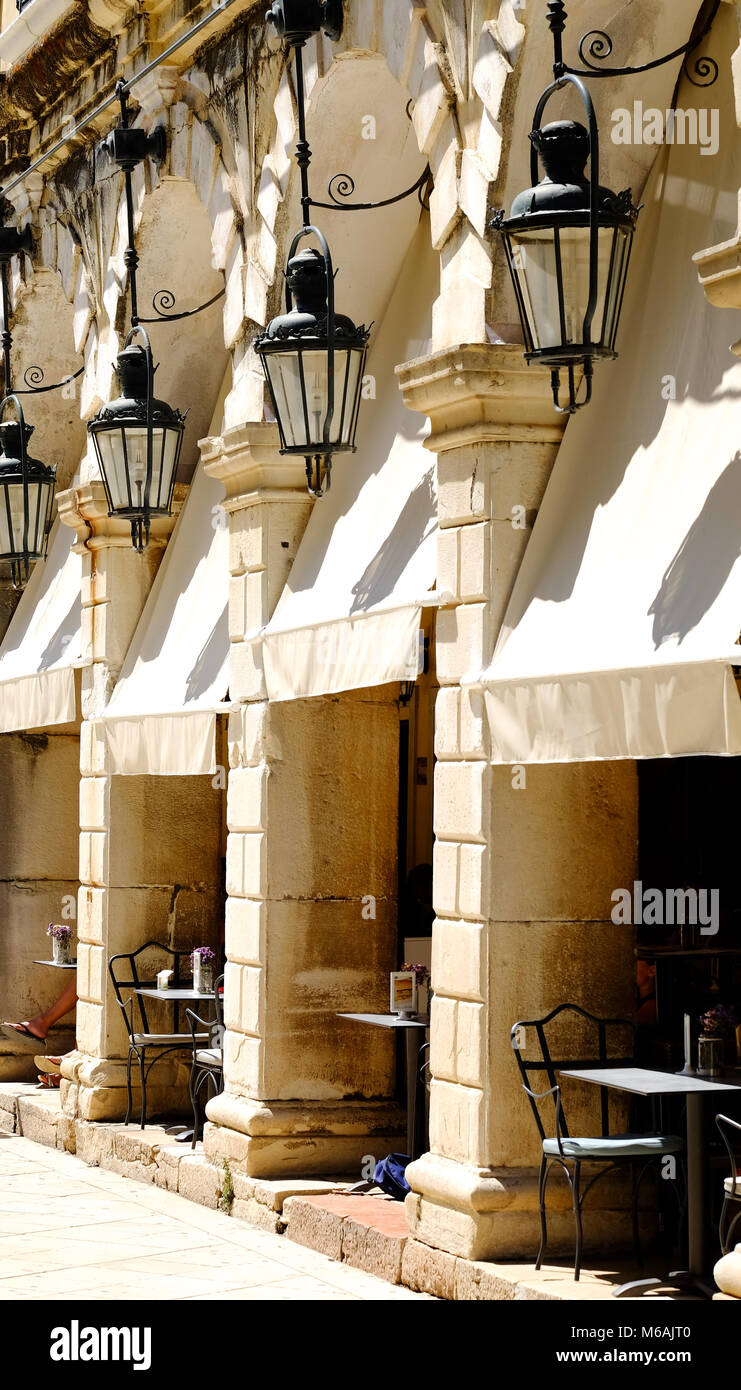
[[0, 1135, 429, 1301]]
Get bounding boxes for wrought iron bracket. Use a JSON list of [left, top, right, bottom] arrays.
[[308, 165, 432, 214], [137, 285, 226, 324], [280, 13, 431, 229], [547, 0, 721, 89], [18, 363, 85, 395]]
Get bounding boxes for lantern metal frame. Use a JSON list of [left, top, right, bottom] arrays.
[[87, 324, 186, 554], [493, 0, 722, 414], [256, 225, 369, 496], [87, 82, 227, 552], [0, 223, 58, 588], [260, 0, 432, 495]]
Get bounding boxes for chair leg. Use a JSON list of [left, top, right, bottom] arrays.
[[124, 1049, 134, 1127], [137, 1051, 147, 1130], [726, 1206, 741, 1255], [631, 1164, 643, 1267], [572, 1162, 583, 1282], [535, 1154, 548, 1271], [190, 1068, 201, 1150]]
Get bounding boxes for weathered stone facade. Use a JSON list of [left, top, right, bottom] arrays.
[[1, 0, 739, 1294]]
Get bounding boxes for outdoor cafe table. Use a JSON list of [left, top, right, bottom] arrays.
[[132, 985, 216, 1035], [337, 1013, 429, 1160], [559, 1065, 741, 1298], [132, 986, 218, 1141]]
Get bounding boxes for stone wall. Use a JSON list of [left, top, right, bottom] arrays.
[[0, 726, 81, 1077]]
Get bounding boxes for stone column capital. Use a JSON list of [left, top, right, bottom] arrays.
[[201, 423, 311, 512], [396, 343, 568, 451], [694, 232, 741, 350], [56, 482, 182, 552]]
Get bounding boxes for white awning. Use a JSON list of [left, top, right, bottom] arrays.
[[262, 217, 438, 702], [0, 518, 83, 733], [101, 462, 229, 775], [478, 45, 741, 764]]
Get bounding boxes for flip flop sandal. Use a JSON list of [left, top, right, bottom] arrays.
[[36, 1073, 60, 1088], [1, 1023, 46, 1052], [35, 1056, 61, 1075]]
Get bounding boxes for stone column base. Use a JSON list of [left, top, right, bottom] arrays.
[[714, 1249, 741, 1298], [405, 1153, 645, 1262], [205, 1092, 406, 1179], [60, 1051, 191, 1123]]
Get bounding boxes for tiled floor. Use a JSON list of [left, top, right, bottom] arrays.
[[0, 1134, 428, 1301]]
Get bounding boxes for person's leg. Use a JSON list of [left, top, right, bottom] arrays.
[[3, 975, 77, 1041]]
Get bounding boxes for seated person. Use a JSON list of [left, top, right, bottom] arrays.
[[1, 976, 77, 1052]]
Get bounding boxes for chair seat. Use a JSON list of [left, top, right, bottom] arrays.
[[724, 1177, 741, 1196], [195, 1048, 223, 1067], [133, 1033, 207, 1046], [543, 1133, 683, 1159]]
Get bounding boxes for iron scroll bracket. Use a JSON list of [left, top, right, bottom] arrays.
[[547, 0, 721, 89]]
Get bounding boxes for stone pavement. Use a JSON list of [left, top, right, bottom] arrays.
[[0, 1133, 429, 1301]]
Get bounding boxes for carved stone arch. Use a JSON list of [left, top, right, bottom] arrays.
[[10, 82, 240, 450], [0, 256, 87, 494]]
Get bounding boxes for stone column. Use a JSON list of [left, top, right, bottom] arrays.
[[58, 481, 179, 1119], [203, 424, 405, 1177], [396, 346, 638, 1263]]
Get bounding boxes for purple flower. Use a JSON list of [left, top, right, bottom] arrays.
[[699, 1004, 737, 1037], [190, 946, 216, 966], [47, 923, 72, 943], [402, 962, 429, 985]]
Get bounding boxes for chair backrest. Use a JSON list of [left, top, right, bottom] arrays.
[[717, 1114, 741, 1197], [186, 975, 225, 1057], [510, 1003, 636, 1142], [108, 940, 191, 1039]]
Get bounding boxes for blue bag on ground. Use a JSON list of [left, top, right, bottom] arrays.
[[373, 1153, 411, 1200]]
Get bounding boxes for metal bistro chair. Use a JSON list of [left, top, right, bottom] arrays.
[[109, 942, 207, 1129], [511, 1004, 684, 1280], [716, 1114, 741, 1254], [186, 974, 224, 1148]]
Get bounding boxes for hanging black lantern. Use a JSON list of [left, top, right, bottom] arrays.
[[255, 232, 369, 496], [494, 117, 638, 412], [0, 404, 56, 589], [87, 335, 185, 553], [0, 220, 56, 589], [88, 83, 187, 552]]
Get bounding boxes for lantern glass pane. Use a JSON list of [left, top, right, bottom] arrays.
[[601, 226, 631, 348], [265, 347, 367, 452], [337, 348, 364, 447], [267, 351, 326, 450], [0, 478, 54, 562], [93, 425, 179, 514], [94, 429, 130, 510], [510, 225, 623, 353]]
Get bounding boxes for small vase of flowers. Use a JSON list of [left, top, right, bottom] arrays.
[[48, 923, 72, 966], [698, 1004, 738, 1075], [402, 962, 431, 1017], [191, 946, 216, 994]]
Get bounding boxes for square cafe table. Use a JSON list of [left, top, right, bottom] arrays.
[[131, 986, 218, 1141], [132, 985, 216, 1036], [559, 1065, 741, 1297], [337, 1013, 429, 1161]]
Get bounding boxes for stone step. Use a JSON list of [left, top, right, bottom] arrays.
[[283, 1192, 411, 1285]]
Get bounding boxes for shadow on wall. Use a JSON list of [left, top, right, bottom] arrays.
[[649, 450, 741, 647], [39, 597, 79, 669], [184, 604, 229, 702], [350, 469, 436, 614]]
